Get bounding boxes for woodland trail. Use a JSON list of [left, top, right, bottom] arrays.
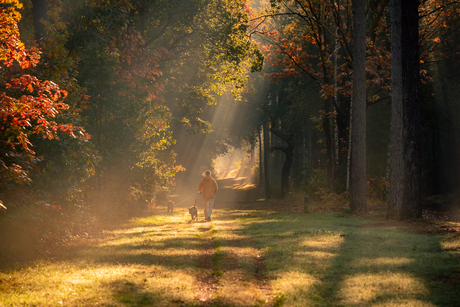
[[188, 213, 273, 306], [125, 206, 277, 306], [0, 204, 278, 307], [1, 198, 460, 306]]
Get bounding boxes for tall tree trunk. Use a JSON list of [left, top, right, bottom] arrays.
[[347, 95, 352, 192], [135, 1, 148, 33], [323, 97, 334, 192], [259, 130, 263, 186], [320, 9, 334, 193], [401, 0, 422, 219], [333, 27, 340, 189], [245, 143, 255, 184], [263, 121, 271, 199], [350, 0, 367, 212], [280, 145, 294, 198], [389, 0, 422, 219], [291, 131, 304, 192], [454, 83, 460, 206], [31, 0, 48, 41], [250, 144, 255, 169], [388, 0, 403, 218]]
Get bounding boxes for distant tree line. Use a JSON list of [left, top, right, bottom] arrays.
[[1, 0, 460, 225]]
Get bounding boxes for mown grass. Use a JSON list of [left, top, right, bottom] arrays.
[[226, 209, 460, 307], [0, 211, 205, 306], [0, 204, 459, 306]]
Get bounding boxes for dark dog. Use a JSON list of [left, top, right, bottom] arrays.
[[167, 200, 174, 214], [189, 199, 198, 220]]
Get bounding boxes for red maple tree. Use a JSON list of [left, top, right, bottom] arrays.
[[0, 0, 89, 187]]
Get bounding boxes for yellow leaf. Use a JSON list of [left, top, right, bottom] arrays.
[[27, 83, 33, 93]]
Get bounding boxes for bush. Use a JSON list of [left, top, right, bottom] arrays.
[[304, 168, 328, 199], [366, 176, 389, 201]]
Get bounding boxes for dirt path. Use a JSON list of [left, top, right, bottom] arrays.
[[253, 247, 273, 305], [185, 216, 273, 306], [203, 217, 273, 306], [194, 222, 219, 305]]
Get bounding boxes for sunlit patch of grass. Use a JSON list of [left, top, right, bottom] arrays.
[[134, 210, 191, 226], [439, 226, 460, 252], [440, 239, 460, 252], [1, 262, 150, 305], [270, 271, 319, 307], [216, 273, 267, 306], [337, 272, 431, 306], [354, 257, 415, 268], [300, 236, 345, 250], [1, 262, 196, 306]]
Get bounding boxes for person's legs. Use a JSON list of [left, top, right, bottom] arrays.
[[208, 198, 215, 220], [203, 198, 209, 220]]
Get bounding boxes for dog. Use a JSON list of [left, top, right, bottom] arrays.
[[167, 200, 174, 214], [189, 199, 198, 220]]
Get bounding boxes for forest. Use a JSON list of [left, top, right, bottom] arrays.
[[1, 0, 460, 284], [1, 0, 460, 306]]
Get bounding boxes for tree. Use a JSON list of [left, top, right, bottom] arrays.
[[417, 1, 460, 203], [31, 0, 47, 41], [25, 0, 263, 205], [262, 0, 340, 191], [267, 86, 296, 198], [251, 0, 460, 209], [388, 0, 422, 219], [256, 0, 392, 195], [140, 0, 264, 192], [263, 120, 271, 199], [0, 0, 88, 204], [350, 0, 367, 212]]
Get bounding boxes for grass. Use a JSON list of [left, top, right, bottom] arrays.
[[0, 203, 459, 306]]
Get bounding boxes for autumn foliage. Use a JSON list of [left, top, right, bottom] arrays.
[[0, 0, 88, 188]]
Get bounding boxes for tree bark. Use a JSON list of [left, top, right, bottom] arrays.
[[401, 0, 422, 219], [347, 95, 352, 192], [350, 0, 367, 212], [135, 0, 148, 33], [259, 130, 263, 186], [280, 145, 294, 198], [31, 0, 48, 41], [388, 0, 422, 219], [388, 0, 403, 218], [323, 97, 334, 192], [263, 121, 271, 199]]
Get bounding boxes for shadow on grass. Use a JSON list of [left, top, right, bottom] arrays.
[[236, 211, 460, 306], [90, 208, 460, 306], [2, 205, 459, 307], [322, 228, 460, 306], [105, 279, 159, 306]]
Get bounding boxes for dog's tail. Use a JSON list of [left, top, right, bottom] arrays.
[[194, 198, 197, 207]]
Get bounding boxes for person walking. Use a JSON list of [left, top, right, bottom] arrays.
[[199, 170, 218, 221]]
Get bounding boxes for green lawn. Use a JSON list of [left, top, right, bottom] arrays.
[[1, 204, 459, 306]]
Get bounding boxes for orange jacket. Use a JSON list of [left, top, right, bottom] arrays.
[[199, 175, 218, 199]]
